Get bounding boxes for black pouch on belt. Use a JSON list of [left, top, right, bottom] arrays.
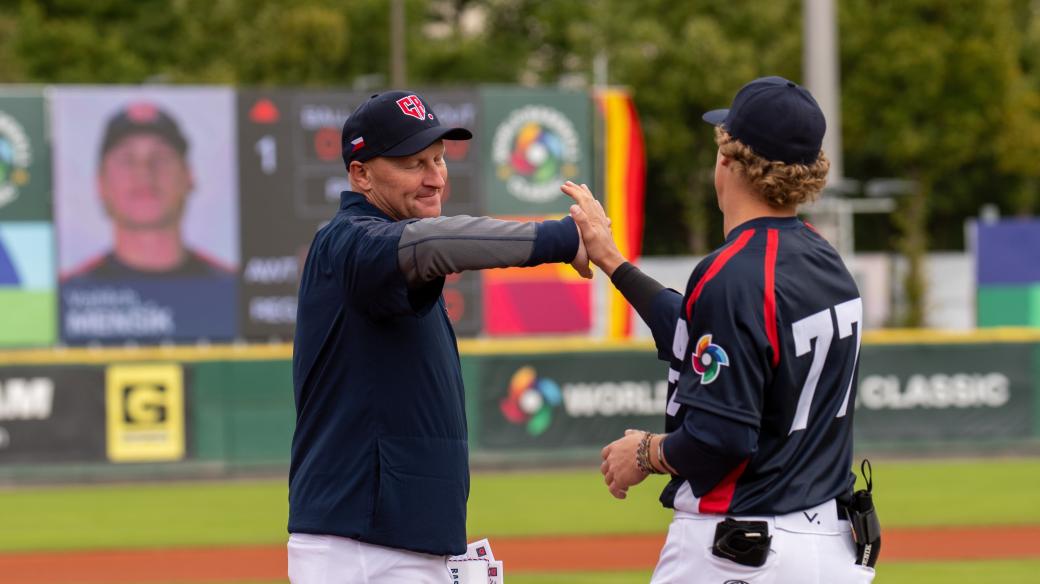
[[712, 518, 772, 567], [841, 459, 881, 568]]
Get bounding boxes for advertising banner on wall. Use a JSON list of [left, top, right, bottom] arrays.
[[0, 91, 57, 347], [474, 340, 1037, 454], [236, 88, 483, 340], [475, 350, 667, 450], [105, 363, 187, 463], [51, 87, 240, 344], [0, 366, 106, 464], [854, 343, 1035, 442]]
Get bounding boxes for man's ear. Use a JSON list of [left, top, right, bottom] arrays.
[[348, 161, 370, 191], [719, 154, 732, 167]]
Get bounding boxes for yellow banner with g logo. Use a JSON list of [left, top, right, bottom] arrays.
[[105, 364, 185, 462]]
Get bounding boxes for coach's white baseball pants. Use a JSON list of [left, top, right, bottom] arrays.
[[288, 533, 451, 584], [650, 499, 876, 584]]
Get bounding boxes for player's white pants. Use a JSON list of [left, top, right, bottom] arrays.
[[288, 533, 451, 584], [650, 499, 876, 584]]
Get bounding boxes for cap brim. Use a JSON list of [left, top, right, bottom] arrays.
[[382, 126, 473, 158], [702, 109, 729, 126]]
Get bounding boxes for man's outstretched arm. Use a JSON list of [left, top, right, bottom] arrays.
[[397, 215, 589, 286]]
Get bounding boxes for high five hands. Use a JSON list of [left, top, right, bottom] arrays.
[[561, 182, 628, 277]]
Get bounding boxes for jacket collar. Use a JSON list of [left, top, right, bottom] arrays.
[[339, 191, 394, 221]]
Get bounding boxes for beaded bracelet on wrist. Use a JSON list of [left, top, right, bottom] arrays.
[[636, 432, 665, 475]]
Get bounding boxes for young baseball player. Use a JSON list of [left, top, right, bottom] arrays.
[[562, 76, 876, 583], [288, 90, 590, 584]]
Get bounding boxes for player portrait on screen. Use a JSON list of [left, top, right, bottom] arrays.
[[61, 102, 233, 282], [53, 88, 240, 344]]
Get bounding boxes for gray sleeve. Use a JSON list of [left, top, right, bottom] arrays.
[[397, 215, 538, 287]]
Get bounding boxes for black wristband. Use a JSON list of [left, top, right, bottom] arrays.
[[610, 262, 666, 323]]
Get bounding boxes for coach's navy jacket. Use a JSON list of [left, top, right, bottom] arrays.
[[289, 192, 577, 556]]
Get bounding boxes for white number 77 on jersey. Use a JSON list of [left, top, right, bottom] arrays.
[[789, 298, 863, 435]]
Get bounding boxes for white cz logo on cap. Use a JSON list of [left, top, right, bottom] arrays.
[[396, 95, 427, 120]]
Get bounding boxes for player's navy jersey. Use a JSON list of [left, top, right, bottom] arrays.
[[654, 216, 861, 516]]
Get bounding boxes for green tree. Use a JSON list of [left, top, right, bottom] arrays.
[[8, 0, 433, 86], [996, 0, 1040, 215], [841, 0, 1037, 326]]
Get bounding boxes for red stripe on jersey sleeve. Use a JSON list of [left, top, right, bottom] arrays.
[[685, 229, 756, 319], [764, 228, 780, 368], [699, 458, 750, 514]]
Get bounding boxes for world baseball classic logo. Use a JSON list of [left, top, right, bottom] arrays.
[[499, 366, 562, 436], [691, 334, 729, 385], [491, 105, 581, 203]]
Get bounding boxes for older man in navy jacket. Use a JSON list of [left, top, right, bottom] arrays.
[[287, 91, 590, 584]]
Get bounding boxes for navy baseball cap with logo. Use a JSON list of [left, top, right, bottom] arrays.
[[100, 102, 189, 158], [702, 76, 826, 165], [341, 90, 473, 169]]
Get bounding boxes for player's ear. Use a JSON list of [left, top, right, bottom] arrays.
[[348, 160, 371, 191]]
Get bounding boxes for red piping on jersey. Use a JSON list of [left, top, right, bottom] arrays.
[[699, 458, 750, 514], [685, 229, 756, 318], [764, 228, 780, 368]]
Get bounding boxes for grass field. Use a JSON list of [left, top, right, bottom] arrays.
[[2, 457, 1039, 583]]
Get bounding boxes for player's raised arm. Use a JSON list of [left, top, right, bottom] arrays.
[[562, 181, 683, 359]]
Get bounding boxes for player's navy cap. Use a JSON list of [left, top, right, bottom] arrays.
[[702, 76, 825, 165], [100, 102, 189, 158], [341, 90, 473, 169]]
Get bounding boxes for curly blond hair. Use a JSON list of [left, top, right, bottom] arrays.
[[714, 127, 830, 208]]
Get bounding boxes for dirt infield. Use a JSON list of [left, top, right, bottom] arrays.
[[2, 525, 1039, 584]]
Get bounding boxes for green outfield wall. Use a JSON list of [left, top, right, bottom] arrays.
[[0, 330, 1038, 482]]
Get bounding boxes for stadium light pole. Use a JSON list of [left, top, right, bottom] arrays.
[[803, 0, 852, 255], [804, 0, 843, 184], [391, 0, 407, 87]]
